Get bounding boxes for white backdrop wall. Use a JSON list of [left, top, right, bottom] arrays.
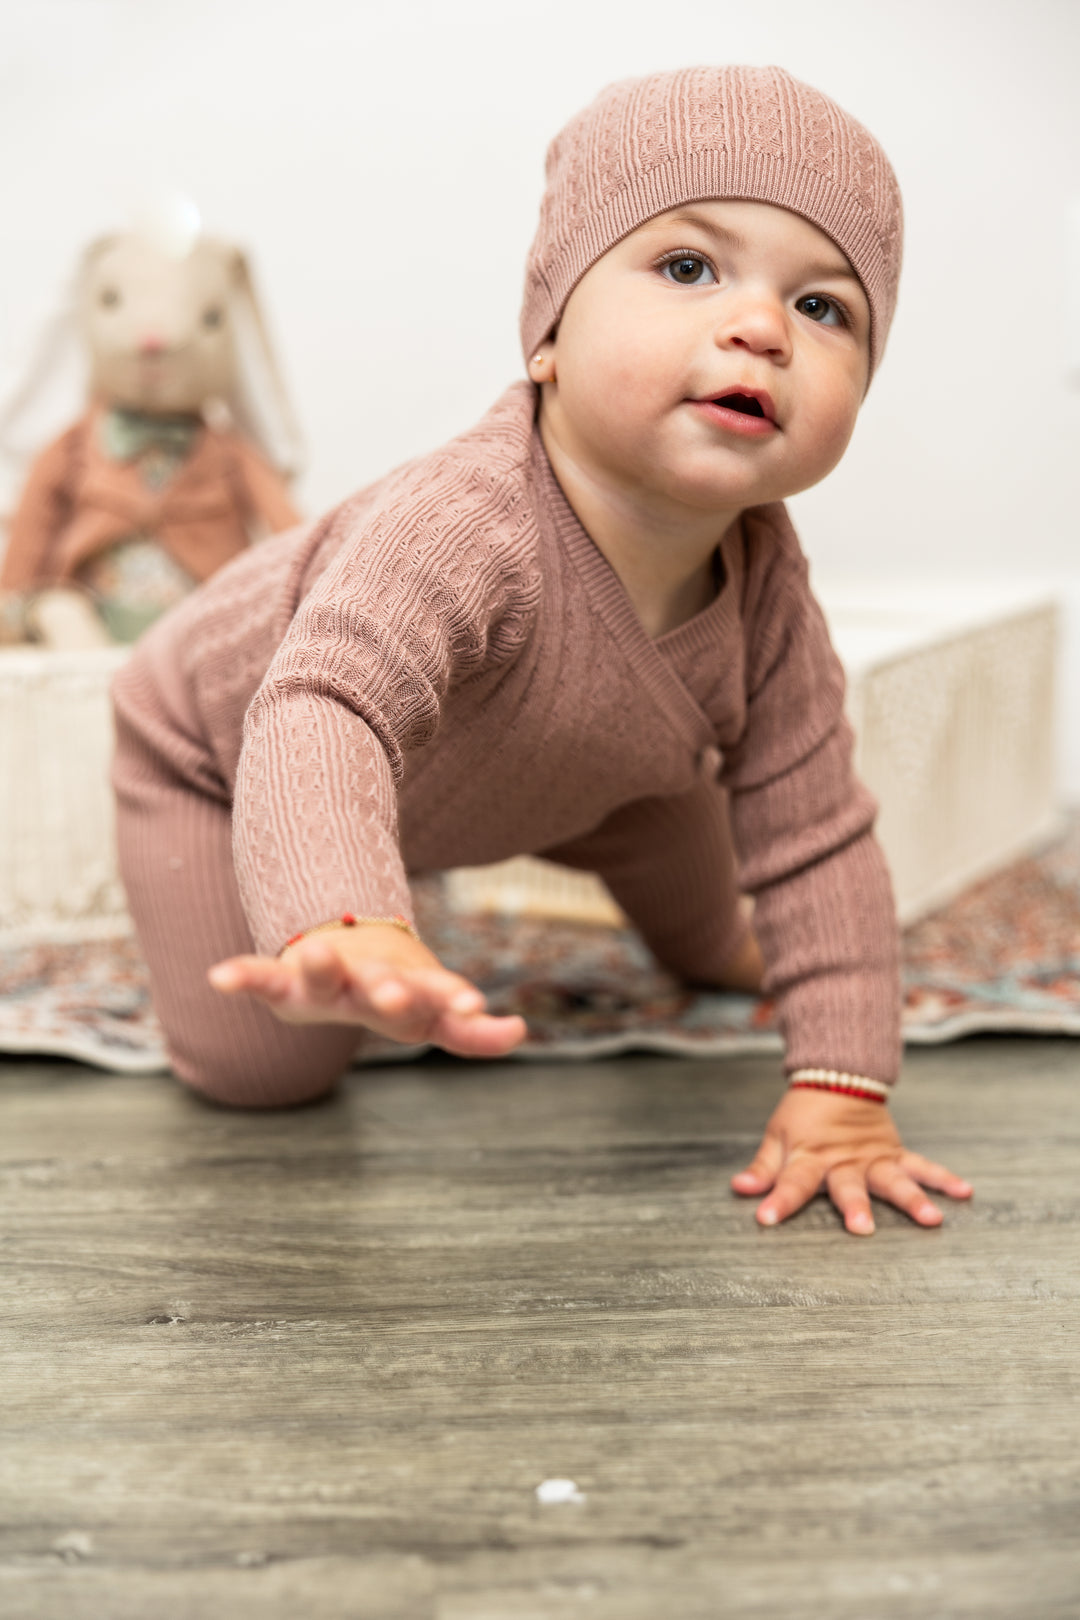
[[2, 0, 1078, 785]]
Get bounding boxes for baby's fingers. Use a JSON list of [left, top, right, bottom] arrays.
[[754, 1157, 824, 1227], [351, 964, 484, 1042], [431, 1007, 528, 1058], [294, 940, 357, 1006], [901, 1151, 973, 1201], [208, 953, 295, 1003], [730, 1133, 783, 1197], [344, 963, 526, 1058], [866, 1159, 943, 1226], [210, 942, 358, 1022], [825, 1164, 876, 1236]]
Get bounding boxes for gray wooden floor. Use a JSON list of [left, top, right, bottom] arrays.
[[1, 1038, 1079, 1620]]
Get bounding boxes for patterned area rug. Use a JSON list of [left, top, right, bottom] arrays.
[[2, 823, 1079, 1075]]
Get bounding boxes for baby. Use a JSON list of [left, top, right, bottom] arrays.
[[111, 65, 972, 1235]]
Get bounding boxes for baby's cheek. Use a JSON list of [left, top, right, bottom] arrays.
[[580, 327, 650, 397], [809, 389, 862, 475], [570, 348, 657, 445]]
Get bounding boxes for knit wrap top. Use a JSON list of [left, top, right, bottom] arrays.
[[133, 381, 901, 1083]]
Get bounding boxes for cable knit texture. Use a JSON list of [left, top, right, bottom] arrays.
[[521, 65, 903, 379], [113, 382, 901, 1090]]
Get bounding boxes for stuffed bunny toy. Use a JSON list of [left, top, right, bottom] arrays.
[[0, 203, 303, 647]]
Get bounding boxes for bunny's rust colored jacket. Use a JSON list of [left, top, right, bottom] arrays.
[[0, 406, 299, 591]]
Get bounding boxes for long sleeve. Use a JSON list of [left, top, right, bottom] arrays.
[[231, 453, 538, 955], [0, 430, 76, 591], [723, 526, 901, 1084]]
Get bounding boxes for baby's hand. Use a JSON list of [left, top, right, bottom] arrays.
[[208, 925, 526, 1059], [731, 1087, 973, 1235]]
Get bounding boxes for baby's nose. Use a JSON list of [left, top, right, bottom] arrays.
[[718, 304, 788, 360], [139, 333, 166, 356]]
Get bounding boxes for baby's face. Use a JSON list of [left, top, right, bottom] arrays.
[[536, 200, 871, 517]]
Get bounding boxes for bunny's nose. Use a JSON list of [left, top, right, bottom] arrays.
[[139, 334, 166, 356]]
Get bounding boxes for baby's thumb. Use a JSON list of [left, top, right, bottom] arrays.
[[731, 1134, 783, 1196], [208, 954, 275, 995]]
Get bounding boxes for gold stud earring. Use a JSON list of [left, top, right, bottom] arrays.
[[532, 354, 544, 366]]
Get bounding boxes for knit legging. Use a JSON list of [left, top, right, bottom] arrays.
[[111, 661, 361, 1109]]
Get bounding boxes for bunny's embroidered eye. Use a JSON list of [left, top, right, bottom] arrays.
[[202, 306, 223, 330], [100, 287, 121, 310]]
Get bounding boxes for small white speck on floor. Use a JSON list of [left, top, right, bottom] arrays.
[[535, 1477, 586, 1505], [52, 1531, 93, 1561]]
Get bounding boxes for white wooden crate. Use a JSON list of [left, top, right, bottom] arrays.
[[0, 646, 131, 943], [818, 583, 1060, 922], [0, 585, 1061, 942]]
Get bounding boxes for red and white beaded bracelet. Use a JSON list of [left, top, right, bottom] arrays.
[[279, 912, 419, 956], [787, 1068, 890, 1105]]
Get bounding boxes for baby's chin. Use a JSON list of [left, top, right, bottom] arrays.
[[682, 441, 857, 512], [645, 456, 791, 515]]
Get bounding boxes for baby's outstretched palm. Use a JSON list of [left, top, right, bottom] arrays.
[[208, 930, 526, 1058]]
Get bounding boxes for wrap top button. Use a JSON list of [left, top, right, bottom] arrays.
[[697, 744, 722, 781]]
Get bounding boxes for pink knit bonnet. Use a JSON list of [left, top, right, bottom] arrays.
[[521, 66, 903, 381]]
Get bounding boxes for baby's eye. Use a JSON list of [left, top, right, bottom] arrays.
[[99, 287, 121, 310], [659, 253, 716, 287], [202, 306, 224, 330], [795, 293, 846, 328]]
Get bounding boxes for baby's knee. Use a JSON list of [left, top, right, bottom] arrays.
[[169, 1041, 348, 1109]]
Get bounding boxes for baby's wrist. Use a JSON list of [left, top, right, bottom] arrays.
[[787, 1068, 891, 1106], [279, 915, 435, 973], [279, 912, 419, 956]]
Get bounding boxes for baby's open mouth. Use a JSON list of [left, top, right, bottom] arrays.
[[715, 392, 767, 418], [694, 388, 778, 430]]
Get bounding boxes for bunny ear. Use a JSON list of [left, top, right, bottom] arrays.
[[0, 236, 113, 515], [218, 246, 304, 480]]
